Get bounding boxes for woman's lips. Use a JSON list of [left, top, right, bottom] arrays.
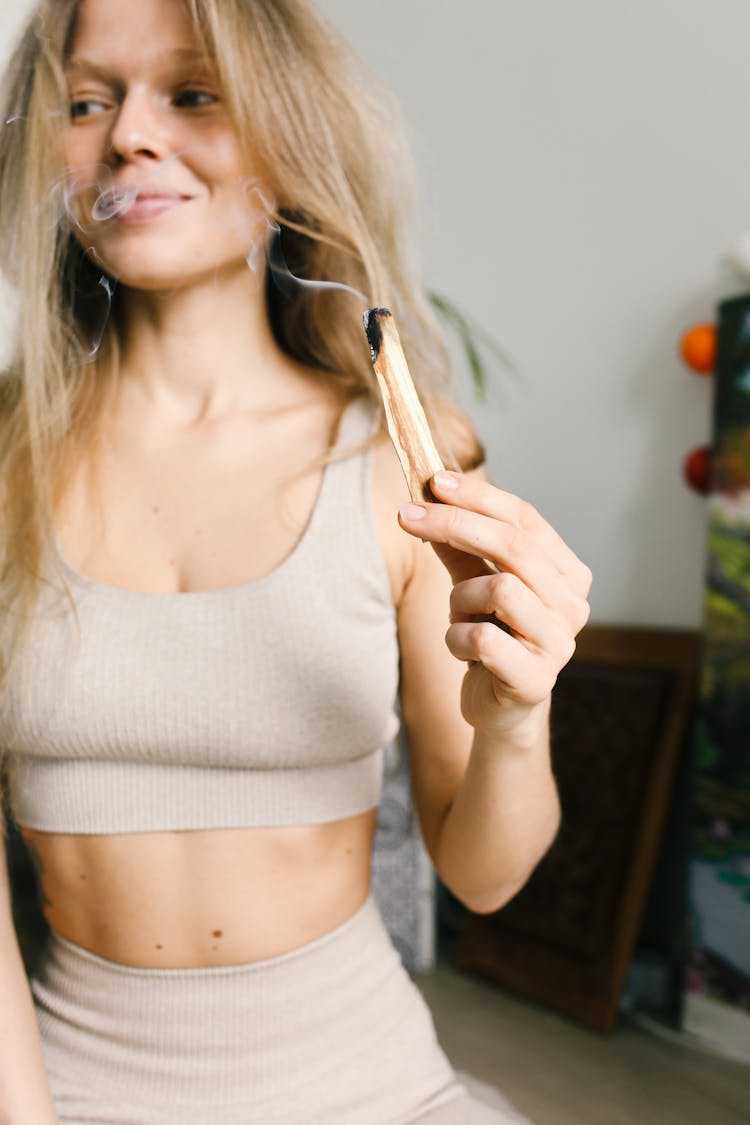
[[89, 186, 191, 224], [116, 195, 190, 223]]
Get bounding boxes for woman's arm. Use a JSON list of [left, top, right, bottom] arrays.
[[395, 467, 590, 915], [0, 811, 58, 1125]]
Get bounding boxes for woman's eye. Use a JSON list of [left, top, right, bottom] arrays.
[[70, 99, 108, 120], [174, 89, 217, 109]]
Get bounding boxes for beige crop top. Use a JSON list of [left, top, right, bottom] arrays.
[[0, 397, 400, 834]]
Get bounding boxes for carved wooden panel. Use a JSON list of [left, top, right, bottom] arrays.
[[454, 626, 701, 1031]]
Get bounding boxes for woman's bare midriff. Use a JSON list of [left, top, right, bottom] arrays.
[[20, 812, 378, 968], [28, 379, 411, 970]]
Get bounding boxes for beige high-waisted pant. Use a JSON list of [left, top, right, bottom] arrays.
[[31, 895, 528, 1124]]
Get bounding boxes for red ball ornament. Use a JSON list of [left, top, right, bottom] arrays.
[[683, 446, 713, 493], [679, 324, 716, 374]]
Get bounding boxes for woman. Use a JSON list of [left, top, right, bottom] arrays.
[[0, 0, 591, 1122]]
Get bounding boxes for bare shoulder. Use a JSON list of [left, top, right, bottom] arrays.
[[370, 431, 416, 608]]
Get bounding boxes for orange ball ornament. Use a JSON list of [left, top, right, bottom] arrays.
[[679, 324, 716, 374], [683, 446, 713, 494]]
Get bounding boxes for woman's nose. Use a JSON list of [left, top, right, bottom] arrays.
[[108, 86, 167, 163]]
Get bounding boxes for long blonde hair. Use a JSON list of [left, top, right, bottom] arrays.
[[0, 0, 469, 701]]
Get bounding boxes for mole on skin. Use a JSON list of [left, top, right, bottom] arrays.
[[212, 929, 223, 938]]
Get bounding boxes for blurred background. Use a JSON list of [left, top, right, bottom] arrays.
[[315, 0, 743, 631]]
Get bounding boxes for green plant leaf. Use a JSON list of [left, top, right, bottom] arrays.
[[428, 291, 516, 397]]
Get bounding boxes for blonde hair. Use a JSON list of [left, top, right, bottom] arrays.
[[0, 0, 474, 702]]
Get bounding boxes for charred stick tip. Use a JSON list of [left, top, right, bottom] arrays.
[[363, 307, 392, 362], [362, 307, 444, 503]]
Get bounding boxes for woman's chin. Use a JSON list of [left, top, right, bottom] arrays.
[[85, 252, 256, 297]]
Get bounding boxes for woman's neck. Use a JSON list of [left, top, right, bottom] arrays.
[[114, 265, 298, 428]]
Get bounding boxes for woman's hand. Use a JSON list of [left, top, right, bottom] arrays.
[[397, 470, 592, 740]]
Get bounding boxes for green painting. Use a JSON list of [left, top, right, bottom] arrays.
[[688, 294, 750, 1011]]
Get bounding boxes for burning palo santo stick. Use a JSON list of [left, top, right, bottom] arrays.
[[364, 307, 444, 502]]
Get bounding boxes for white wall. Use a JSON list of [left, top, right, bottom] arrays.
[[315, 0, 750, 630], [0, 0, 29, 55], [3, 0, 747, 628]]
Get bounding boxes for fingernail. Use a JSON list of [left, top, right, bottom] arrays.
[[399, 503, 427, 522], [433, 471, 459, 492]]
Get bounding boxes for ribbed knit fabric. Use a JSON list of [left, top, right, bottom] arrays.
[[1, 397, 399, 832], [32, 895, 521, 1124]]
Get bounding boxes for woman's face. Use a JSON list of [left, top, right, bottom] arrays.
[[63, 0, 268, 291]]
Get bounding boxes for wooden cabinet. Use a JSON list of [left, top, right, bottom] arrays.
[[453, 625, 701, 1031]]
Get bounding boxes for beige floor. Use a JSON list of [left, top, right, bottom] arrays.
[[414, 961, 750, 1125]]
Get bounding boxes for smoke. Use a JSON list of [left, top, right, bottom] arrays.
[[87, 268, 116, 359], [242, 181, 367, 307], [57, 151, 202, 229], [265, 222, 366, 306], [53, 167, 368, 358], [91, 186, 140, 221]]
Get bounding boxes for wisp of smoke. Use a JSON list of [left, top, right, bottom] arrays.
[[52, 164, 368, 359], [87, 268, 116, 359], [243, 181, 367, 307], [265, 222, 367, 306], [91, 186, 140, 221]]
